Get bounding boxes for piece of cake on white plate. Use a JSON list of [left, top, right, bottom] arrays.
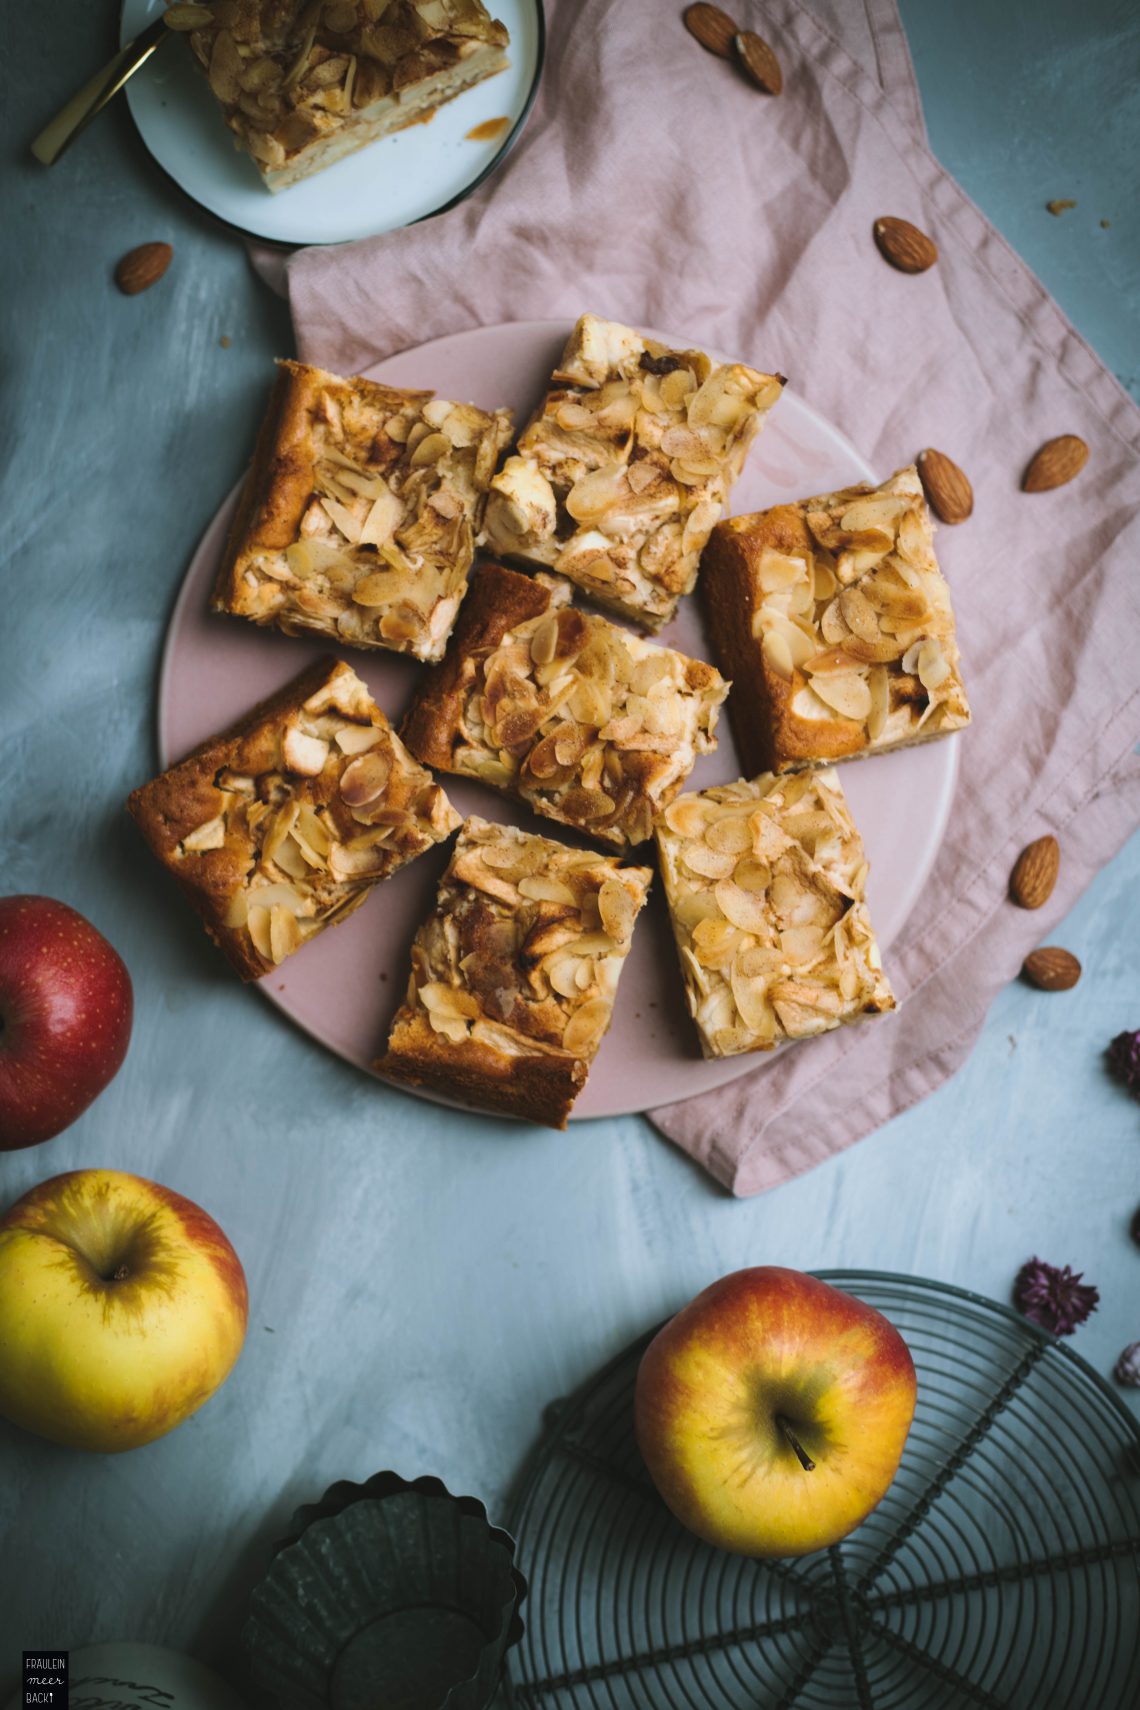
[[166, 0, 511, 191]]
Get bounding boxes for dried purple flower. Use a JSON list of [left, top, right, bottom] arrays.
[[1013, 1257, 1099, 1337], [1106, 1028, 1140, 1100], [1114, 1343, 1140, 1388]]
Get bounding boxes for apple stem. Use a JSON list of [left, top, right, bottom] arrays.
[[776, 1415, 815, 1472], [112, 1264, 130, 1282]]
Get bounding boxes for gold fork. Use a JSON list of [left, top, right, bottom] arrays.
[[31, 15, 170, 166]]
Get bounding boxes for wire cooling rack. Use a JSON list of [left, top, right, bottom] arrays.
[[504, 1272, 1140, 1710]]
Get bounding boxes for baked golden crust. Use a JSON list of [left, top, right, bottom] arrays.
[[376, 1012, 588, 1128], [166, 0, 510, 191], [479, 314, 785, 630], [212, 360, 512, 662], [701, 465, 971, 774], [377, 815, 652, 1126], [399, 563, 728, 848], [655, 771, 895, 1059], [127, 658, 459, 980]]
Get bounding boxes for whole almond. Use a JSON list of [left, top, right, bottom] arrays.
[[873, 217, 938, 274], [734, 30, 783, 94], [1022, 434, 1089, 493], [1009, 835, 1060, 909], [917, 448, 973, 524], [115, 241, 173, 296], [682, 3, 737, 57], [1022, 947, 1081, 991]]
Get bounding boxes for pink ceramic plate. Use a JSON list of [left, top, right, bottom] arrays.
[[159, 320, 958, 1121]]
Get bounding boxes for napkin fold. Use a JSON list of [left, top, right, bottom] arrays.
[[283, 0, 1140, 1194]]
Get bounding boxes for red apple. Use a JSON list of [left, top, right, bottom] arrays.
[[0, 1168, 249, 1451], [0, 896, 133, 1150], [635, 1267, 916, 1557]]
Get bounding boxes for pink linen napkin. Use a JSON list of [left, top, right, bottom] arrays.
[[283, 0, 1140, 1194]]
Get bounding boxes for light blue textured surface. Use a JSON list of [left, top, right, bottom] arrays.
[[1, 0, 1138, 1685]]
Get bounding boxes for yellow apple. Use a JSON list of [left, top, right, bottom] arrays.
[[0, 1168, 248, 1452], [635, 1267, 916, 1557]]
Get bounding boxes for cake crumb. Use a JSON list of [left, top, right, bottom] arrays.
[[220, 334, 232, 348], [1046, 199, 1076, 216]]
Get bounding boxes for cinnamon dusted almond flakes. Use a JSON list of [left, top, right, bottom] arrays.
[[400, 563, 728, 849], [212, 360, 512, 663], [655, 771, 894, 1059], [700, 464, 971, 776], [173, 0, 511, 192], [127, 659, 460, 980], [480, 313, 784, 631], [377, 816, 652, 1127]]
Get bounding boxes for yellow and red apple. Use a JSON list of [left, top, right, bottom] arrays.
[[635, 1267, 916, 1557], [0, 1169, 248, 1452]]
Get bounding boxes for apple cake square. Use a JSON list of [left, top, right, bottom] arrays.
[[166, 0, 510, 193], [212, 360, 512, 662], [400, 562, 728, 848], [655, 770, 895, 1059], [479, 313, 785, 630], [127, 658, 459, 980], [700, 465, 971, 775], [377, 816, 652, 1126]]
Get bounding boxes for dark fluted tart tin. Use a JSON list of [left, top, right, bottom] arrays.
[[244, 1471, 526, 1710]]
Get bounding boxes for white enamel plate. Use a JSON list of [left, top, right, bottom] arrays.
[[120, 0, 545, 246]]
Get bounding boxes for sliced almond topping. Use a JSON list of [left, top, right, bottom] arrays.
[[866, 665, 890, 742], [810, 671, 872, 722], [916, 636, 950, 691], [714, 877, 772, 934], [562, 996, 612, 1056], [733, 856, 772, 894], [282, 726, 330, 776], [335, 722, 384, 755], [269, 904, 301, 965], [247, 904, 273, 960], [182, 816, 226, 853], [762, 627, 795, 680], [664, 795, 709, 839], [705, 815, 754, 856], [530, 613, 559, 667], [518, 875, 578, 905], [339, 751, 392, 808], [598, 876, 637, 942], [683, 842, 739, 880], [730, 962, 778, 1038], [839, 585, 881, 643]]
